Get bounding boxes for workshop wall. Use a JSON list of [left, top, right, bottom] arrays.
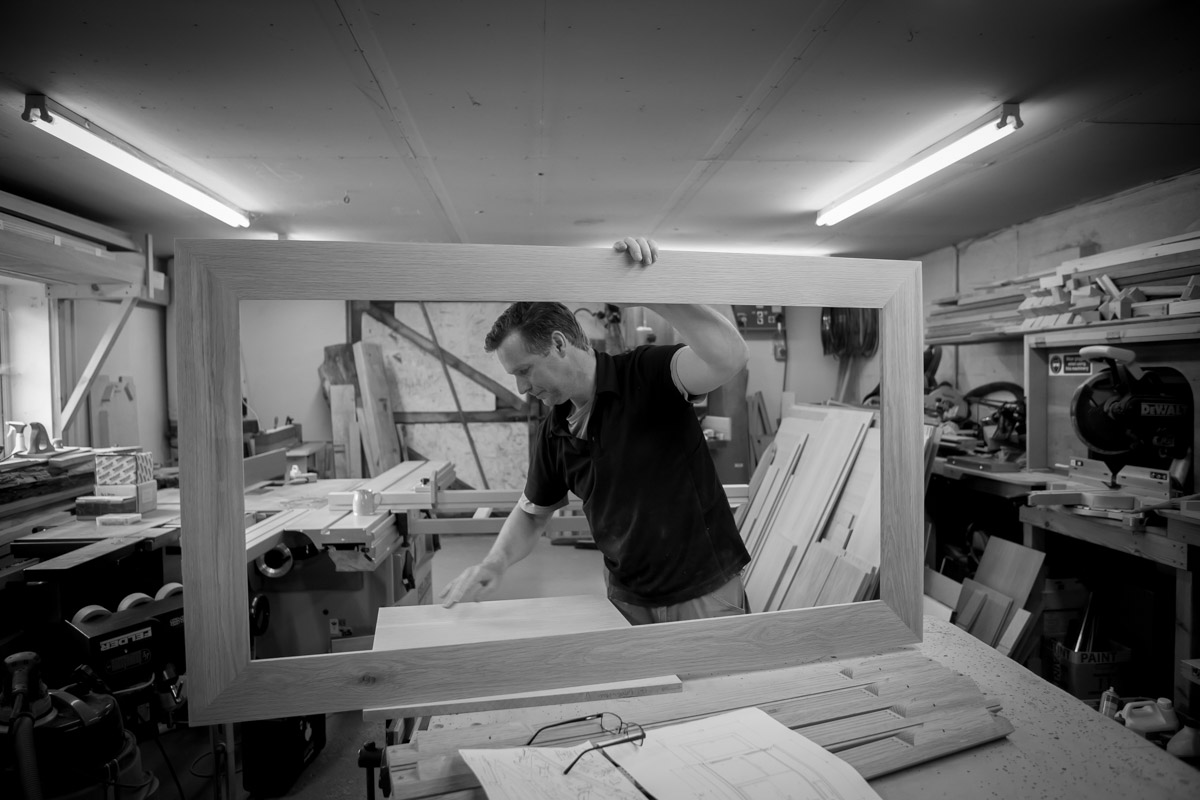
[[68, 301, 169, 461], [920, 169, 1200, 396], [239, 300, 345, 443]]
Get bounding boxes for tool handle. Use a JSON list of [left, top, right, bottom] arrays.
[[1080, 345, 1135, 364]]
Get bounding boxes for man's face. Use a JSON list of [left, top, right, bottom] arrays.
[[496, 331, 573, 407]]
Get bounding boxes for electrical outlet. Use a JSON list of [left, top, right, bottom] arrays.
[[773, 341, 787, 361]]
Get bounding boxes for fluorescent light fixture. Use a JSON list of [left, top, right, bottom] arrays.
[[22, 94, 249, 228], [816, 103, 1022, 227]]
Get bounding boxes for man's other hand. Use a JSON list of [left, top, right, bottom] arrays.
[[439, 562, 505, 607], [614, 236, 659, 266]]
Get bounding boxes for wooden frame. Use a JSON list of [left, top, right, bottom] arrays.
[[177, 240, 923, 724]]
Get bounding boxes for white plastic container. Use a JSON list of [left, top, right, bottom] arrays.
[[1122, 698, 1179, 737]]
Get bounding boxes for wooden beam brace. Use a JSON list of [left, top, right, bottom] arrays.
[[0, 188, 141, 252], [394, 409, 532, 424], [362, 303, 527, 411], [58, 296, 137, 437]]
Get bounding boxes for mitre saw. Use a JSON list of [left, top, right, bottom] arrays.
[[1030, 345, 1194, 521]]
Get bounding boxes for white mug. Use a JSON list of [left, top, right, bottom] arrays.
[[351, 489, 383, 515]]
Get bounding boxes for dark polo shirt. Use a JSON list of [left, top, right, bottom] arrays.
[[524, 343, 750, 606]]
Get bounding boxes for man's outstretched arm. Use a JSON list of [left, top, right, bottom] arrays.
[[614, 236, 750, 396]]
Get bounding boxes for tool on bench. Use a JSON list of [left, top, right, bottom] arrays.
[[1030, 346, 1193, 520], [1070, 346, 1192, 488]]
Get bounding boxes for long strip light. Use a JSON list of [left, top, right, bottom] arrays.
[[22, 94, 249, 228], [816, 103, 1022, 227]]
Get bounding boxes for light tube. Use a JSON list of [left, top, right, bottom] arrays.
[[816, 104, 1022, 226], [24, 95, 249, 228]]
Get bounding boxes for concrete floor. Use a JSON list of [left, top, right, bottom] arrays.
[[141, 534, 606, 800]]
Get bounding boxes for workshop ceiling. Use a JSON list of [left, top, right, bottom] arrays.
[[0, 1, 1197, 262]]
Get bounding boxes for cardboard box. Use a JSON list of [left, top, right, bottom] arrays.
[[94, 480, 157, 512], [94, 450, 154, 486], [1050, 639, 1132, 700]]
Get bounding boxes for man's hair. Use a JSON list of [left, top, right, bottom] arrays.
[[485, 302, 589, 354]]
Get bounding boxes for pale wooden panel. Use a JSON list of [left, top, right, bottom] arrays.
[[176, 239, 923, 724], [187, 240, 912, 306], [198, 601, 915, 722], [364, 596, 682, 720], [879, 271, 924, 635], [373, 595, 633, 649], [178, 250, 248, 715]]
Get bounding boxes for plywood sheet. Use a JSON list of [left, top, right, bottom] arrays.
[[366, 594, 684, 720], [353, 340, 403, 476], [373, 595, 634, 650], [975, 536, 1045, 624]]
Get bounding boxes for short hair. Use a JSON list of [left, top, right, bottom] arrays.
[[485, 302, 589, 354]]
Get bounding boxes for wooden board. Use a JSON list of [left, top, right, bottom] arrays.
[[362, 674, 683, 722], [775, 537, 840, 610], [954, 591, 985, 631], [364, 595, 683, 720], [329, 384, 362, 479], [353, 341, 403, 476], [924, 567, 963, 609], [387, 649, 1012, 795], [762, 408, 872, 610], [974, 536, 1046, 632], [825, 427, 881, 552], [815, 546, 872, 607], [995, 608, 1032, 657]]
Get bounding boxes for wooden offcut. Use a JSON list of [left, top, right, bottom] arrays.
[[329, 384, 362, 479], [353, 341, 403, 477]]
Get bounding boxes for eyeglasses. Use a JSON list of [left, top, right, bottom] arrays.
[[562, 723, 646, 775], [526, 712, 630, 746], [523, 713, 647, 776]]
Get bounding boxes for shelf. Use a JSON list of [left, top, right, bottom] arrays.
[[927, 310, 1200, 347]]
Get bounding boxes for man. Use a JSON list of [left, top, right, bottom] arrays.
[[439, 237, 751, 624]]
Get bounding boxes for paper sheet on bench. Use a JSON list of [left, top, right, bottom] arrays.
[[460, 741, 643, 800], [609, 707, 880, 800], [462, 707, 880, 800]]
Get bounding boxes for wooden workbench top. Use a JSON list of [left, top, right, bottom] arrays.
[[426, 618, 1199, 799]]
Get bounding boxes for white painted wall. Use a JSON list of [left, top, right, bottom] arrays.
[[239, 300, 345, 442], [67, 301, 169, 462]]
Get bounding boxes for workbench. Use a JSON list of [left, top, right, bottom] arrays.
[[412, 618, 1199, 799], [1021, 504, 1199, 714]]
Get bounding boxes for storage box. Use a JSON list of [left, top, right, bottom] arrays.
[[1050, 639, 1132, 700], [94, 480, 157, 513], [94, 450, 154, 486]]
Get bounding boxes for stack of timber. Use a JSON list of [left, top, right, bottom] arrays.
[[923, 537, 1045, 662], [925, 284, 1027, 343], [385, 649, 1013, 798], [740, 404, 880, 613], [925, 232, 1200, 342]]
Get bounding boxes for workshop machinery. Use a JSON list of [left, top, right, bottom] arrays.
[[0, 651, 156, 800], [1030, 345, 1194, 522]]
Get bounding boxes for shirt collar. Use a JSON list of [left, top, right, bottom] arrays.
[[549, 349, 617, 436]]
